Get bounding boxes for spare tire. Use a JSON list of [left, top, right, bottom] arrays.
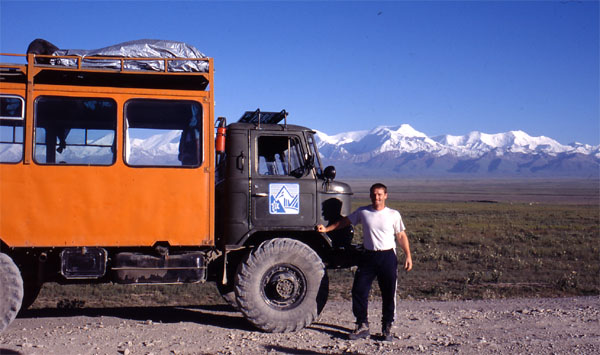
[[235, 238, 328, 333], [0, 253, 23, 333]]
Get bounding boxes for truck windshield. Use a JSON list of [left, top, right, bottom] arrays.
[[307, 133, 323, 176]]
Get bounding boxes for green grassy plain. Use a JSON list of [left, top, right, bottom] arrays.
[[32, 179, 599, 308], [329, 198, 598, 301]]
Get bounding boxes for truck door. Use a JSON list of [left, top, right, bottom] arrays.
[[250, 132, 316, 229]]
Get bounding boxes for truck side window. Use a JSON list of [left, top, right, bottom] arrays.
[[258, 135, 304, 177], [0, 96, 25, 163], [34, 96, 117, 165], [124, 99, 203, 167]]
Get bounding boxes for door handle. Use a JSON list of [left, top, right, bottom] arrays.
[[253, 193, 268, 197], [236, 151, 245, 171]]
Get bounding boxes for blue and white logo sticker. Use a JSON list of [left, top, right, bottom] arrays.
[[269, 183, 300, 214]]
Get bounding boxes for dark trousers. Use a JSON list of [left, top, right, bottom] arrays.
[[351, 249, 398, 325]]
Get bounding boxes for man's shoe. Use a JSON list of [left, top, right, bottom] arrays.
[[381, 322, 393, 341], [348, 323, 370, 340]]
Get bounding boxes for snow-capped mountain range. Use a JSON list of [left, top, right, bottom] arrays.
[[3, 124, 596, 177], [315, 125, 599, 178]]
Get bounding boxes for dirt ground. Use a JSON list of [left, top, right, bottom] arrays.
[[0, 296, 598, 354]]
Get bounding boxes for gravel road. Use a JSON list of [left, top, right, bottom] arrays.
[[0, 296, 598, 354]]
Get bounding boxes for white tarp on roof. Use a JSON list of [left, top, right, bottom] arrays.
[[51, 39, 208, 72]]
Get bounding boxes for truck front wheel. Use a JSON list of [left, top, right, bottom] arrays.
[[235, 238, 328, 333], [0, 253, 23, 333]]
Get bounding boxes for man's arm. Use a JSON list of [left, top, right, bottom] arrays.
[[396, 231, 413, 271], [316, 216, 351, 233]]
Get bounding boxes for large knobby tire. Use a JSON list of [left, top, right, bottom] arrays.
[[0, 253, 23, 333], [235, 238, 328, 333]]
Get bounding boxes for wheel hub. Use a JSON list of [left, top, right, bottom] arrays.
[[261, 264, 306, 310], [272, 274, 298, 298]]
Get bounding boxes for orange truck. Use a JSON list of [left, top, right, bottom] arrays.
[[0, 40, 355, 333]]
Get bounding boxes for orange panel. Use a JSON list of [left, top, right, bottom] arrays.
[[1, 163, 213, 247], [0, 55, 215, 248]]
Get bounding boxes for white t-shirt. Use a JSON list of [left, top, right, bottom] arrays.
[[347, 206, 405, 251]]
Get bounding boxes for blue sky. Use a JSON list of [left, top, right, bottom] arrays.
[[1, 0, 598, 145]]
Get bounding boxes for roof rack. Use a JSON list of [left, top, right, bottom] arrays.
[[0, 53, 212, 91], [32, 54, 210, 74], [238, 109, 288, 128], [0, 53, 210, 74]]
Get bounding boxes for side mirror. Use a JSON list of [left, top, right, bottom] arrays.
[[324, 165, 336, 182]]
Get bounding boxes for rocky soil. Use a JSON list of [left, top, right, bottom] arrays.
[[0, 296, 598, 354]]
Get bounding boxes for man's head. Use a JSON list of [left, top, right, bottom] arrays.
[[369, 183, 388, 210]]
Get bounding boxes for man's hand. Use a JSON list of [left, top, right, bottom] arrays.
[[316, 217, 351, 233], [396, 231, 412, 271], [404, 255, 413, 271]]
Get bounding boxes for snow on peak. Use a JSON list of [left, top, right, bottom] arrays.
[[395, 124, 428, 138], [431, 130, 578, 156], [369, 124, 427, 138], [314, 129, 368, 146]]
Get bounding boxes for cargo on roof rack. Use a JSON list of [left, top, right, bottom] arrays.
[[31, 39, 209, 73], [1, 39, 213, 90]]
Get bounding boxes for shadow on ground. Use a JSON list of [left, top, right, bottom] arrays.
[[263, 345, 332, 355], [308, 322, 352, 340], [17, 304, 255, 331]]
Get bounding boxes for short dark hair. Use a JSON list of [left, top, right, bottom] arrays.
[[369, 183, 387, 194]]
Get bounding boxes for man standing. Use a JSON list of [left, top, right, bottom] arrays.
[[317, 183, 412, 341]]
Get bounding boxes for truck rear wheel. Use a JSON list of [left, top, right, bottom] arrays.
[[235, 238, 328, 333], [0, 253, 23, 333]]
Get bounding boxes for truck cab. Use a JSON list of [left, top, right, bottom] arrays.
[[216, 110, 353, 252]]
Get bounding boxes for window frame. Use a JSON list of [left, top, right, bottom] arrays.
[[33, 95, 118, 166], [123, 98, 204, 169], [257, 134, 306, 178], [0, 95, 26, 164]]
